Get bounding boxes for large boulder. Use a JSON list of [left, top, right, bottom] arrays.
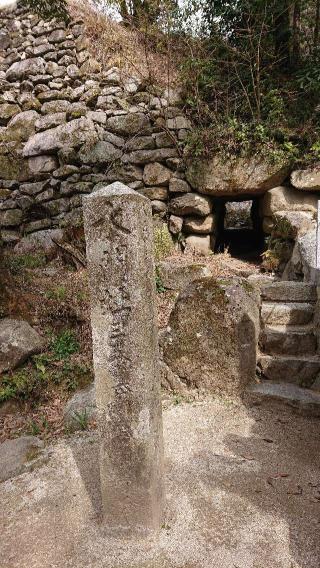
[[186, 155, 290, 196], [261, 186, 318, 216], [162, 278, 260, 395], [0, 319, 45, 373], [6, 57, 46, 81], [4, 110, 39, 143], [23, 117, 98, 157], [291, 164, 320, 191]]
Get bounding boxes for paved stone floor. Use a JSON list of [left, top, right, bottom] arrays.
[[1, 397, 319, 568]]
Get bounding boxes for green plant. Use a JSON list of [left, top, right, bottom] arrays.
[[153, 224, 174, 261], [46, 286, 67, 301], [155, 267, 166, 293], [5, 253, 46, 273], [51, 330, 79, 360], [72, 409, 89, 431], [21, 0, 69, 22]]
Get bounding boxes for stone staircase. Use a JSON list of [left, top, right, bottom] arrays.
[[247, 281, 320, 416]]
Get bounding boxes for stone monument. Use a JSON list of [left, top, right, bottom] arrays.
[[83, 182, 164, 535]]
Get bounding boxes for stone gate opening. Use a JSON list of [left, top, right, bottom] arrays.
[[214, 197, 265, 261]]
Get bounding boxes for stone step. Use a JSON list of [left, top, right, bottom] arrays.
[[259, 325, 317, 356], [261, 282, 317, 303], [258, 354, 320, 386], [246, 381, 320, 417], [261, 302, 314, 326]]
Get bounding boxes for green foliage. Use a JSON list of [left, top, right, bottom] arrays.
[[20, 0, 69, 22], [50, 330, 79, 360], [0, 354, 92, 404], [45, 286, 67, 301], [5, 253, 46, 273], [153, 224, 174, 261], [155, 267, 166, 293], [72, 409, 90, 431]]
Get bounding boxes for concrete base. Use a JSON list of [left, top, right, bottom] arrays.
[[1, 398, 319, 568]]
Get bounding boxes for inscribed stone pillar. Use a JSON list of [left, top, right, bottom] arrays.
[[83, 182, 164, 534]]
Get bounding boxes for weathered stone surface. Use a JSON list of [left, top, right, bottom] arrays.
[[162, 278, 259, 394], [260, 326, 317, 356], [282, 229, 317, 283], [79, 141, 121, 164], [265, 211, 315, 238], [169, 193, 212, 217], [183, 214, 216, 234], [169, 214, 183, 235], [0, 208, 22, 226], [261, 186, 318, 216], [143, 162, 172, 186], [0, 436, 45, 483], [14, 228, 64, 256], [258, 354, 320, 386], [83, 182, 164, 533], [291, 165, 320, 191], [0, 103, 20, 125], [23, 117, 97, 157], [247, 381, 320, 417], [125, 148, 178, 164], [186, 155, 290, 196], [5, 110, 38, 142], [63, 384, 96, 431], [35, 112, 66, 131], [184, 234, 213, 255], [166, 116, 192, 130], [138, 187, 168, 201], [169, 178, 191, 193], [27, 155, 58, 178], [261, 282, 317, 303], [261, 302, 314, 326], [0, 318, 45, 373], [106, 113, 151, 136], [151, 200, 166, 214], [6, 57, 46, 81], [157, 261, 212, 290]]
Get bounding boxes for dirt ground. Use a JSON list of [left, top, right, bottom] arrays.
[[1, 397, 319, 568]]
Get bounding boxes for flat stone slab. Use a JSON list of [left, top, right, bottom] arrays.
[[247, 381, 320, 417], [258, 354, 320, 386], [0, 318, 45, 373], [0, 436, 45, 482], [260, 325, 317, 356], [261, 282, 317, 303], [1, 399, 320, 567], [261, 302, 314, 326]]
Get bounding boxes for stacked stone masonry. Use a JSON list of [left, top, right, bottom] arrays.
[[0, 2, 320, 256]]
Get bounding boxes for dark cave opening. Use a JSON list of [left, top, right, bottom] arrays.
[[214, 197, 265, 262]]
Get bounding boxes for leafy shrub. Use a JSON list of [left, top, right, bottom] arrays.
[[153, 224, 174, 261], [51, 330, 79, 360]]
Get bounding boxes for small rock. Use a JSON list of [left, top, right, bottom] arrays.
[[143, 162, 172, 186], [63, 384, 96, 431], [0, 319, 45, 373], [184, 235, 213, 255]]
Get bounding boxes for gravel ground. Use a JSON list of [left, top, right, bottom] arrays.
[[1, 397, 319, 568]]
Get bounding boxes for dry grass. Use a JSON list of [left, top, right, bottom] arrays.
[[68, 0, 179, 88]]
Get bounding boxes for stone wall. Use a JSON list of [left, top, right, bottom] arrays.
[[0, 1, 320, 258]]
